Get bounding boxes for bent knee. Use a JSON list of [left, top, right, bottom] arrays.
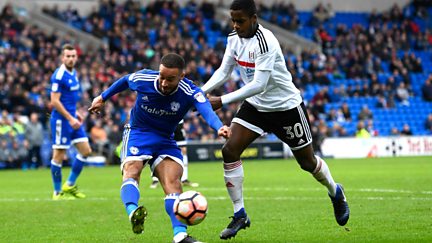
[[297, 156, 317, 173], [159, 176, 180, 187], [123, 163, 143, 180], [222, 144, 241, 161]]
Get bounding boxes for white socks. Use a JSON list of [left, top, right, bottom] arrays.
[[223, 160, 244, 213], [312, 155, 337, 197]]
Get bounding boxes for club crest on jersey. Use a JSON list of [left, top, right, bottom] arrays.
[[171, 101, 180, 112], [129, 146, 139, 155], [194, 92, 206, 103], [249, 52, 255, 61]]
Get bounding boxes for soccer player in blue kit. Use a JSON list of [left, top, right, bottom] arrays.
[[89, 53, 230, 243], [49, 44, 92, 200]]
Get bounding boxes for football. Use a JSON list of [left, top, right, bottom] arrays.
[[173, 191, 208, 225]]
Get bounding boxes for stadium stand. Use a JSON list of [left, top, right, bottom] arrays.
[[0, 0, 431, 169]]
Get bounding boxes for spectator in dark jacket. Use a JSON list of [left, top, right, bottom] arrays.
[[422, 75, 432, 101], [25, 112, 44, 168], [425, 114, 432, 132]]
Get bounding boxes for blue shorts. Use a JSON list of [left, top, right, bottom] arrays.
[[120, 124, 183, 172], [50, 116, 88, 149]]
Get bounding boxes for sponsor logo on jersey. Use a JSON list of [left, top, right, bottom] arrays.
[[298, 138, 305, 145], [193, 93, 206, 103], [245, 68, 255, 78], [130, 146, 139, 155], [170, 102, 180, 112], [245, 68, 255, 74], [140, 105, 177, 116], [70, 84, 80, 91]]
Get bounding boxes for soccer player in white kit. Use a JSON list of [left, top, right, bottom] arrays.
[[201, 0, 350, 239]]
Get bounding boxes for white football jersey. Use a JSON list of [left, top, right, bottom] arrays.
[[222, 24, 302, 112]]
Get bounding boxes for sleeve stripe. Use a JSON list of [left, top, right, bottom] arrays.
[[255, 32, 264, 54], [134, 74, 158, 79], [257, 28, 269, 52], [179, 80, 194, 93], [178, 85, 194, 96], [256, 29, 269, 54], [55, 68, 65, 80], [132, 74, 157, 82]]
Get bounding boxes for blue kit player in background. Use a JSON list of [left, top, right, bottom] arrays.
[[49, 44, 92, 200], [88, 53, 230, 243], [202, 0, 350, 239]]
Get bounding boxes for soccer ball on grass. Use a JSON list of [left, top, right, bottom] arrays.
[[173, 191, 208, 225]]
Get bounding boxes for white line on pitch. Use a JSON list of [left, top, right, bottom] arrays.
[[1, 187, 431, 198], [1, 196, 432, 202]]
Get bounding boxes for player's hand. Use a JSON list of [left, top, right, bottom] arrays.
[[76, 112, 84, 122], [69, 117, 82, 130], [217, 125, 231, 139], [207, 95, 223, 111], [88, 95, 105, 114]]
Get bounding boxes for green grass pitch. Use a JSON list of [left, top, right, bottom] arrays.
[[0, 157, 431, 242]]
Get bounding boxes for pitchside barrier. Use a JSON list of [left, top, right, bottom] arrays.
[[186, 140, 290, 162], [321, 136, 432, 158], [186, 136, 432, 161]]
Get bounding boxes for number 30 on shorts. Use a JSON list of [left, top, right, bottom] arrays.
[[283, 123, 304, 139]]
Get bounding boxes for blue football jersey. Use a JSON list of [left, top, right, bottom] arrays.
[[50, 64, 81, 118], [102, 69, 222, 137]]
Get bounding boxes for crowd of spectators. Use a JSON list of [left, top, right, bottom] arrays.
[[1, 0, 431, 168]]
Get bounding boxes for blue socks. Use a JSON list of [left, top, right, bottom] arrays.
[[121, 178, 140, 216], [66, 155, 85, 186], [165, 193, 187, 236], [50, 160, 62, 193], [120, 179, 187, 238], [234, 208, 247, 218]]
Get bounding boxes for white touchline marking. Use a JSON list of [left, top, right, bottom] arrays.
[[196, 187, 432, 195], [3, 187, 432, 195], [0, 197, 110, 202], [1, 196, 432, 202], [1, 188, 431, 202]]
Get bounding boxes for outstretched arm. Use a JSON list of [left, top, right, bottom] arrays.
[[221, 69, 271, 104], [207, 70, 271, 110], [201, 63, 235, 93], [88, 95, 105, 114], [88, 75, 130, 114], [193, 92, 231, 139], [201, 50, 236, 93], [217, 125, 231, 139]]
